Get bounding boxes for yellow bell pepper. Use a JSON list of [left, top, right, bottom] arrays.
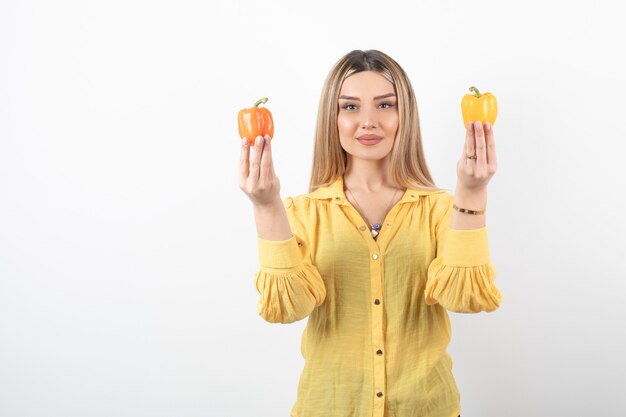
[[461, 86, 498, 127]]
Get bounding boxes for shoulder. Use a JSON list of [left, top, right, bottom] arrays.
[[427, 189, 454, 206], [280, 193, 322, 215], [423, 190, 456, 229], [282, 178, 341, 211], [405, 185, 453, 211]]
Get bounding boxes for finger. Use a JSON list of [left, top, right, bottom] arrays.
[[485, 123, 497, 168], [259, 134, 274, 183], [239, 137, 250, 181], [464, 121, 475, 166], [250, 135, 265, 182], [474, 121, 487, 166]]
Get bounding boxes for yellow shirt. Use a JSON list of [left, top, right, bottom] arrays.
[[254, 176, 502, 417]]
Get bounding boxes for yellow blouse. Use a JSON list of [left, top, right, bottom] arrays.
[[254, 176, 502, 417]]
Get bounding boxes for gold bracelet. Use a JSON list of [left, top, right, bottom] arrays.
[[453, 204, 485, 215]]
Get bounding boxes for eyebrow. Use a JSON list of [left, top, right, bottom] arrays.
[[338, 93, 396, 101]]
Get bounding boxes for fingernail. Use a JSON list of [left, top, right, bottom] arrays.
[[468, 122, 473, 130], [475, 121, 482, 129], [485, 122, 491, 131], [256, 136, 263, 145], [242, 137, 249, 146]]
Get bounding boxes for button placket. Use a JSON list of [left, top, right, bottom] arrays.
[[340, 200, 389, 416], [370, 249, 386, 414]]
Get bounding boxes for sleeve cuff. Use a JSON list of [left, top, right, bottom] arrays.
[[257, 234, 306, 269], [441, 226, 491, 267]]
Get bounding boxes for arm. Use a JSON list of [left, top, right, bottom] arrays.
[[254, 197, 326, 323], [238, 135, 325, 324], [424, 193, 502, 313], [254, 198, 293, 240], [423, 121, 502, 312]]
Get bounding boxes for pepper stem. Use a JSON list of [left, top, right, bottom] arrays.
[[253, 97, 268, 107], [469, 87, 481, 98]]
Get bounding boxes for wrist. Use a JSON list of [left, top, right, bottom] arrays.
[[254, 198, 284, 213], [454, 186, 487, 209]]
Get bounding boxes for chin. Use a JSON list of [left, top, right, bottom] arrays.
[[342, 143, 393, 161], [355, 151, 391, 161]]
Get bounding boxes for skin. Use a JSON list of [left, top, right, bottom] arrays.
[[450, 119, 497, 229]]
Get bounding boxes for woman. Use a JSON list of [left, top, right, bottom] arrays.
[[238, 49, 502, 417]]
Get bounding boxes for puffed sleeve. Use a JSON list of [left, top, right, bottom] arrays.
[[254, 196, 326, 323], [424, 194, 502, 313]]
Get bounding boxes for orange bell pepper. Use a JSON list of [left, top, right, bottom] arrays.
[[238, 97, 274, 146], [461, 86, 498, 128]]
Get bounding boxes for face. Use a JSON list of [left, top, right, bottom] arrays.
[[337, 71, 399, 162]]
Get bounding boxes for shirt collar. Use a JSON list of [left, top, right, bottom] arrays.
[[306, 176, 447, 207]]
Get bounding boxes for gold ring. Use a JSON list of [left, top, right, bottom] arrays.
[[466, 154, 477, 159]]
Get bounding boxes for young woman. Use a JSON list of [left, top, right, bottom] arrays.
[[238, 49, 502, 417]]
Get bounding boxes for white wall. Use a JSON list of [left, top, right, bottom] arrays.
[[1, 0, 625, 416]]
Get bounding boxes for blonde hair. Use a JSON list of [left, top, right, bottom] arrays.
[[308, 49, 443, 193]]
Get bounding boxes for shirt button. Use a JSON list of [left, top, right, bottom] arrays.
[[374, 299, 380, 305], [360, 225, 367, 231], [377, 391, 383, 398], [372, 254, 379, 260], [376, 349, 383, 356]]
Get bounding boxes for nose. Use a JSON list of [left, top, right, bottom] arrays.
[[361, 109, 377, 129]]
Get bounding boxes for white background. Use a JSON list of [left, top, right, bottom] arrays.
[[1, 0, 625, 416]]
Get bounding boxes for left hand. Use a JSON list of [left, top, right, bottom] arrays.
[[456, 121, 497, 191]]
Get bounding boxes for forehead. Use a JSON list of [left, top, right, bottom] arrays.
[[339, 71, 395, 97]]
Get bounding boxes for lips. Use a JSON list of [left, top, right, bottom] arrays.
[[357, 134, 383, 145], [357, 134, 382, 140]]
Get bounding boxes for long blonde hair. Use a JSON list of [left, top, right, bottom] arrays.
[[308, 49, 443, 193]]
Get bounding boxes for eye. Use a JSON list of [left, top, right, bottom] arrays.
[[341, 104, 357, 110], [379, 102, 394, 109]]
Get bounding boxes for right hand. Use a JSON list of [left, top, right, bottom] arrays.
[[238, 134, 282, 208]]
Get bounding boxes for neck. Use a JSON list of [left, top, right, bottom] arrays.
[[343, 156, 395, 193]]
